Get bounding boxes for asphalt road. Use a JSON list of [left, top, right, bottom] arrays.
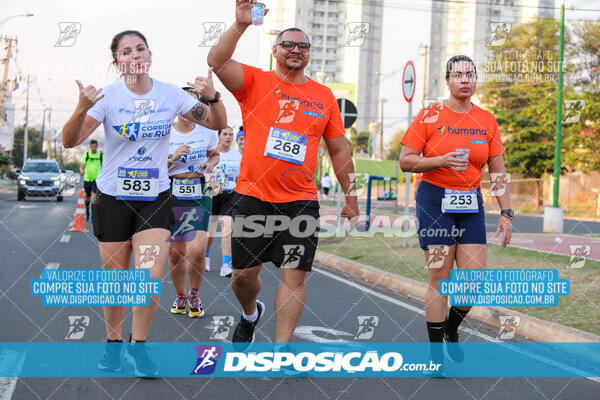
[[0, 186, 598, 400]]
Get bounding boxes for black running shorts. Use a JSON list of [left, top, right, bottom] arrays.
[[83, 180, 97, 198], [92, 190, 175, 242], [230, 192, 319, 271], [211, 191, 236, 216]]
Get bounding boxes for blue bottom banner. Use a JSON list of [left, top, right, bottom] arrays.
[[0, 342, 599, 378]]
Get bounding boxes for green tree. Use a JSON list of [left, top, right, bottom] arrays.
[[561, 90, 600, 172], [12, 126, 45, 168], [386, 129, 405, 160], [479, 18, 579, 208], [356, 131, 370, 155], [346, 127, 370, 156], [62, 160, 81, 172], [562, 20, 600, 172], [571, 20, 600, 87], [0, 153, 13, 179]]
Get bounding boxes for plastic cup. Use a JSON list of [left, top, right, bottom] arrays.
[[455, 148, 470, 171], [251, 3, 265, 26]]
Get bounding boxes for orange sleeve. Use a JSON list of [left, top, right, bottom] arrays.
[[231, 63, 259, 102], [323, 92, 345, 139], [401, 108, 428, 153], [488, 115, 505, 157]]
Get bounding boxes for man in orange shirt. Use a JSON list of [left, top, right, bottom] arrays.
[[207, 0, 359, 344]]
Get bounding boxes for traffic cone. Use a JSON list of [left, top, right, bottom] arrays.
[[70, 189, 88, 232]]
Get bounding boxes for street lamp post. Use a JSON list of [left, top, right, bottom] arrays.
[[379, 99, 387, 160], [544, 1, 566, 233], [0, 13, 34, 139], [22, 75, 30, 167]]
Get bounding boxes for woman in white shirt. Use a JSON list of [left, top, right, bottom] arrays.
[[61, 30, 226, 377]]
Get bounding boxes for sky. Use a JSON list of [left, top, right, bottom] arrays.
[[1, 0, 600, 150]]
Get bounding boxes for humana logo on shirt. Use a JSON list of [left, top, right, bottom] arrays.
[[437, 126, 488, 136], [278, 90, 324, 110]]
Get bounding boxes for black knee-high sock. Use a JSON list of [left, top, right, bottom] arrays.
[[445, 306, 470, 334], [426, 321, 445, 361], [426, 321, 445, 342]]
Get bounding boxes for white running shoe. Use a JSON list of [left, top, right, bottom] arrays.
[[220, 263, 233, 277], [205, 256, 211, 272]]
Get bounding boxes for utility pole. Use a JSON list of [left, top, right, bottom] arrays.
[[552, 2, 566, 208], [41, 108, 47, 157], [422, 44, 428, 100], [0, 37, 15, 133], [22, 75, 30, 167], [544, 0, 566, 233], [379, 99, 386, 160], [47, 107, 52, 159]]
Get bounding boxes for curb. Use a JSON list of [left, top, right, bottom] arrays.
[[314, 250, 600, 343]]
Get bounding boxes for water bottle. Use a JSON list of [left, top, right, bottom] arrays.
[[251, 2, 265, 26]]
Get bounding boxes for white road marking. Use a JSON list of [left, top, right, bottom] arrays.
[[314, 267, 600, 383], [59, 234, 70, 243], [0, 350, 27, 400], [294, 326, 354, 342], [41, 263, 60, 278]]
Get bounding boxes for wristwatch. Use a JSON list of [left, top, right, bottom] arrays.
[[206, 91, 221, 104], [500, 209, 514, 220]]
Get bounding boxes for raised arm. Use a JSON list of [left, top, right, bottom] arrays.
[[184, 69, 227, 130], [207, 0, 269, 92], [62, 80, 103, 148]]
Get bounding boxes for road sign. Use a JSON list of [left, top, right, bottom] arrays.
[[336, 98, 357, 129], [402, 61, 416, 103]]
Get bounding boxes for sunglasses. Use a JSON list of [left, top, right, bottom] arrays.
[[277, 41, 311, 52]]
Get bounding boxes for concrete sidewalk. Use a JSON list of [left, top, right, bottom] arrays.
[[487, 232, 600, 261], [0, 179, 16, 193]]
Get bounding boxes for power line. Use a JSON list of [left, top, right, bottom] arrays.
[[336, 0, 600, 22], [357, 0, 600, 13]]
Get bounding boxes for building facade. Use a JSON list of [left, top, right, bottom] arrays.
[[259, 0, 383, 133], [427, 0, 555, 101]]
